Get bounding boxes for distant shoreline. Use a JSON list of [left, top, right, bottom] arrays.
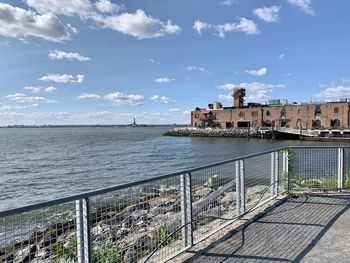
[[0, 124, 189, 129]]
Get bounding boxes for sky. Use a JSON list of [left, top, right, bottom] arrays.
[[1, 0, 350, 125]]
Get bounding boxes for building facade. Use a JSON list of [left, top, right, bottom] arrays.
[[191, 89, 350, 130]]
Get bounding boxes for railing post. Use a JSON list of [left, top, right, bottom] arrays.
[[275, 151, 279, 196], [83, 197, 92, 263], [75, 198, 92, 263], [282, 149, 289, 192], [239, 160, 246, 215], [338, 148, 344, 191], [271, 152, 278, 197], [235, 161, 241, 217], [76, 200, 84, 263], [180, 173, 193, 248]]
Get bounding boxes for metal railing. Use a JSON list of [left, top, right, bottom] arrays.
[[0, 146, 349, 263]]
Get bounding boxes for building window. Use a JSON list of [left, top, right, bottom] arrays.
[[194, 114, 198, 118], [239, 111, 245, 117], [251, 111, 257, 117], [226, 122, 234, 129], [312, 119, 321, 129], [334, 107, 339, 114], [263, 120, 271, 127], [266, 110, 270, 116], [331, 119, 341, 128], [315, 105, 321, 115], [298, 109, 301, 114], [281, 110, 286, 118]]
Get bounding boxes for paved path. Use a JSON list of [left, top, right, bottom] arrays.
[[183, 194, 350, 263]]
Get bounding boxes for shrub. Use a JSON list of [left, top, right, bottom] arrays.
[[92, 237, 122, 263]]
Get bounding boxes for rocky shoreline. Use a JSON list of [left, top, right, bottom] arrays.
[[164, 128, 260, 138], [0, 178, 268, 263]]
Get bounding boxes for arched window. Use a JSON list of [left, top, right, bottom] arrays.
[[239, 111, 245, 117], [332, 119, 341, 128], [313, 119, 321, 129], [263, 120, 271, 127], [296, 119, 302, 129], [251, 111, 257, 117], [334, 107, 339, 114], [266, 110, 270, 116], [298, 109, 301, 114]]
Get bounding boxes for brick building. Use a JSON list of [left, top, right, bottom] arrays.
[[191, 88, 350, 130]]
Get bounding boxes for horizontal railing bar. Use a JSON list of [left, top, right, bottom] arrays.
[[290, 146, 350, 149], [0, 146, 289, 217]]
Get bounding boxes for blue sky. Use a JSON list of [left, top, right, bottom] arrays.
[[0, 0, 350, 125]]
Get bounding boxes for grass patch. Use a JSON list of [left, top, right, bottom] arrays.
[[151, 225, 181, 248], [92, 237, 122, 263], [51, 237, 77, 262]]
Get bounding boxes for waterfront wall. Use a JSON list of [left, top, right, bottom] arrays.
[[164, 128, 261, 138]]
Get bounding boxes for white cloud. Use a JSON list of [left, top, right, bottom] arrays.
[[154, 77, 175, 83], [169, 108, 180, 112], [253, 6, 281, 23], [193, 20, 212, 35], [216, 18, 259, 38], [48, 50, 91, 61], [245, 67, 267, 77], [40, 74, 84, 83], [100, 9, 181, 39], [44, 86, 57, 93], [24, 86, 57, 93], [315, 86, 350, 98], [279, 54, 285, 59], [216, 82, 285, 103], [5, 93, 47, 103], [149, 58, 160, 64], [0, 3, 76, 42], [104, 92, 144, 106], [0, 103, 38, 110], [185, 65, 208, 73], [25, 1, 181, 40], [287, 0, 315, 15], [23, 86, 41, 94], [25, 0, 93, 18], [150, 95, 175, 104], [193, 18, 259, 37], [95, 0, 121, 13], [219, 0, 238, 6], [77, 93, 101, 100], [84, 111, 114, 118], [216, 83, 236, 90]]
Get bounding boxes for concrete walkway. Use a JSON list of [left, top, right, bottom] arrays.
[[182, 194, 350, 263]]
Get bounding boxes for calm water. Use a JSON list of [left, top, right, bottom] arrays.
[[0, 127, 343, 211]]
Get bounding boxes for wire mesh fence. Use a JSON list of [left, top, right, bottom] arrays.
[[0, 201, 77, 263], [1, 146, 349, 263], [290, 147, 339, 190], [244, 152, 274, 211], [190, 161, 236, 244], [89, 176, 183, 263]]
